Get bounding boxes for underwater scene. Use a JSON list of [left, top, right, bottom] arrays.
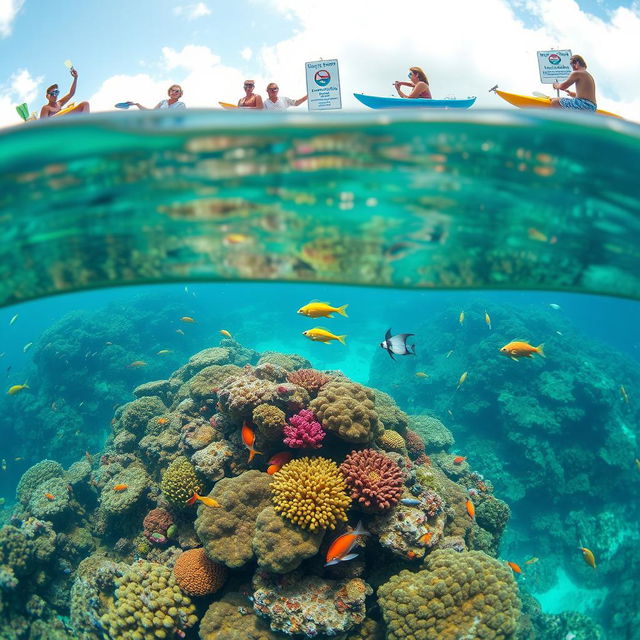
[[0, 111, 639, 640]]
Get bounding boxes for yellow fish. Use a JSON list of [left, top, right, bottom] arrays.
[[220, 329, 232, 338], [620, 385, 629, 403], [485, 310, 491, 330], [578, 546, 596, 569], [297, 301, 349, 319], [459, 311, 464, 326], [302, 328, 346, 345], [7, 384, 29, 395], [157, 349, 172, 355], [415, 372, 429, 378], [180, 316, 195, 323], [456, 371, 468, 390]]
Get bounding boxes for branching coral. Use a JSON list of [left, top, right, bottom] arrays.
[[271, 457, 351, 530], [287, 368, 331, 397], [283, 409, 325, 449], [340, 449, 404, 512]]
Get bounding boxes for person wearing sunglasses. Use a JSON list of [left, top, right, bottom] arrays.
[[550, 55, 597, 112], [263, 83, 308, 111], [39, 67, 90, 118], [238, 80, 263, 109], [133, 84, 186, 110], [394, 67, 432, 99]]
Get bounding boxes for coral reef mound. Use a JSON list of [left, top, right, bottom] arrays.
[[173, 548, 227, 596]]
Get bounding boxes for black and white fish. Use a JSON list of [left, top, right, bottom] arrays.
[[380, 329, 416, 360]]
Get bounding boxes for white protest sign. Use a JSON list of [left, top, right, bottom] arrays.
[[305, 59, 342, 110], [537, 50, 572, 84]]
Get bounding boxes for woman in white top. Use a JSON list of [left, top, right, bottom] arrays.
[[134, 84, 186, 110]]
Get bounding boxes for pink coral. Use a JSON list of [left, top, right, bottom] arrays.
[[340, 449, 404, 512], [283, 409, 325, 449], [287, 369, 331, 397], [143, 507, 173, 537], [404, 429, 426, 460]]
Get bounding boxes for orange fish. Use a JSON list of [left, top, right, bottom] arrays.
[[325, 521, 370, 566], [507, 561, 523, 574], [418, 531, 433, 545], [113, 484, 128, 491], [157, 417, 169, 425], [185, 492, 222, 508], [406, 550, 417, 560], [528, 227, 549, 243], [128, 361, 147, 368], [44, 492, 55, 501], [578, 546, 596, 569], [241, 421, 262, 463], [453, 456, 466, 464], [267, 451, 294, 475], [499, 341, 545, 360], [465, 498, 475, 520]]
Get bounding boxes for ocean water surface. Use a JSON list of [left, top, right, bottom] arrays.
[[0, 110, 638, 640]]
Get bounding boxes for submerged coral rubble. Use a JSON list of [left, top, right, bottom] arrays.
[[2, 339, 567, 639]]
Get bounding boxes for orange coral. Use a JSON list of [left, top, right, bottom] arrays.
[[173, 548, 227, 596]]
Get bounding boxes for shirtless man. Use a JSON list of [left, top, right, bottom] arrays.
[[40, 67, 90, 118], [550, 55, 596, 112]]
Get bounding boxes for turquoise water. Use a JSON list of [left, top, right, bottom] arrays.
[[0, 111, 639, 640]]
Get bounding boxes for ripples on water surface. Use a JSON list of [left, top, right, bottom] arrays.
[[0, 110, 638, 640]]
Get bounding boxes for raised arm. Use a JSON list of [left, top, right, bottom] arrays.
[[59, 68, 78, 106]]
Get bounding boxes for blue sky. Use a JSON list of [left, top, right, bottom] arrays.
[[1, 0, 639, 124]]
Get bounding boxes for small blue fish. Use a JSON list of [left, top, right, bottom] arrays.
[[400, 498, 421, 506]]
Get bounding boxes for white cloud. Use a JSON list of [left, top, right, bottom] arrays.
[[241, 47, 253, 61], [0, 68, 43, 126], [0, 0, 24, 37], [254, 0, 640, 119], [173, 2, 211, 20]]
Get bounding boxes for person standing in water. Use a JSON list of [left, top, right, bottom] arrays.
[[394, 67, 432, 99], [238, 80, 263, 109], [550, 55, 597, 112], [134, 85, 186, 110], [39, 67, 90, 118]]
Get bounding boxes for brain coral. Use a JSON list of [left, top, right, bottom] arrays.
[[253, 403, 286, 440], [100, 561, 197, 639], [340, 449, 404, 512], [100, 465, 151, 515], [16, 460, 64, 504], [194, 470, 273, 568], [253, 506, 325, 573], [271, 457, 351, 531], [173, 547, 227, 596], [160, 457, 203, 507], [378, 549, 521, 640], [117, 396, 167, 435], [377, 430, 407, 453], [309, 381, 381, 444], [28, 477, 72, 522]]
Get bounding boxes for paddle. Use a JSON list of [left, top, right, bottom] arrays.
[[64, 59, 74, 72], [15, 102, 30, 121], [532, 91, 551, 99], [115, 101, 135, 109]]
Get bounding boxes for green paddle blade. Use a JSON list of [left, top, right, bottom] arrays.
[[15, 103, 29, 121]]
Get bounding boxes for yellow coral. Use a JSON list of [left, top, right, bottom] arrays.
[[376, 430, 406, 453], [252, 404, 286, 440], [271, 457, 351, 531], [160, 457, 203, 506]]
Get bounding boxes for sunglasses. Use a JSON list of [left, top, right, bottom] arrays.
[[170, 88, 181, 93], [49, 90, 60, 96], [408, 72, 414, 78], [268, 87, 279, 91], [244, 84, 254, 88]]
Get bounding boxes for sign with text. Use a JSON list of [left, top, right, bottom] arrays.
[[537, 49, 572, 83], [305, 59, 342, 110]]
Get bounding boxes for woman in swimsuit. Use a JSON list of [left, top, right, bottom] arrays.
[[238, 80, 264, 109], [394, 67, 432, 99]]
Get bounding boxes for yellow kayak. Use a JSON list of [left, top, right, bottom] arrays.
[[494, 89, 622, 119], [52, 102, 80, 117], [218, 102, 238, 110]]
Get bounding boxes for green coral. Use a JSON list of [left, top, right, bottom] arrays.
[[199, 592, 280, 640], [410, 415, 455, 453], [253, 506, 324, 573], [116, 396, 167, 435], [160, 457, 202, 507], [378, 549, 520, 640], [99, 561, 197, 640], [257, 351, 310, 371], [309, 381, 381, 444], [0, 525, 34, 576], [187, 364, 242, 402], [194, 470, 272, 568], [373, 389, 409, 433], [476, 497, 511, 536], [252, 404, 286, 440], [28, 477, 72, 521], [64, 460, 92, 487], [100, 465, 151, 515], [16, 460, 64, 504]]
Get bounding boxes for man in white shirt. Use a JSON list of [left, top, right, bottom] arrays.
[[263, 83, 308, 110]]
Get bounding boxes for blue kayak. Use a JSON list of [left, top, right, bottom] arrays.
[[354, 93, 476, 110]]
